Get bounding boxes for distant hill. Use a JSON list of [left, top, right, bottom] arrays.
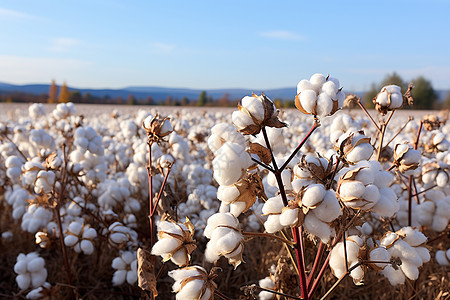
[[0, 81, 448, 103]]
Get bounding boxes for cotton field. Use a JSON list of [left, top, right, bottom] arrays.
[[0, 74, 449, 299]]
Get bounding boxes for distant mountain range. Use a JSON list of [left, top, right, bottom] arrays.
[[0, 81, 448, 102]]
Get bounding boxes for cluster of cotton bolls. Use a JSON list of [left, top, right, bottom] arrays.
[[14, 252, 48, 291], [111, 251, 138, 286], [168, 266, 215, 300], [64, 220, 98, 255], [329, 235, 367, 284], [373, 85, 404, 114], [52, 102, 76, 120], [295, 73, 345, 118]]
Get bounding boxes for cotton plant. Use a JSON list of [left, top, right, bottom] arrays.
[[168, 266, 217, 300], [373, 85, 404, 115]]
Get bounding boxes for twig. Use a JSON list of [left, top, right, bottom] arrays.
[[147, 141, 155, 248], [383, 116, 413, 150], [280, 121, 320, 172], [242, 231, 295, 246], [214, 290, 232, 300], [150, 166, 172, 216], [307, 242, 325, 289], [251, 157, 274, 172], [357, 99, 381, 132], [292, 226, 309, 300], [242, 284, 302, 300]]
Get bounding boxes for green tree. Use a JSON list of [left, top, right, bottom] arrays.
[[197, 91, 207, 106], [443, 91, 450, 109], [127, 93, 136, 105], [364, 72, 406, 108], [410, 76, 437, 109], [69, 91, 82, 103]]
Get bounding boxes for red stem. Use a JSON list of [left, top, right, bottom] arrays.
[[150, 167, 172, 216], [292, 226, 309, 300], [307, 242, 325, 289], [147, 142, 155, 248]]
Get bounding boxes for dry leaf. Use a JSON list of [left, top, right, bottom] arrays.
[[137, 248, 158, 297]]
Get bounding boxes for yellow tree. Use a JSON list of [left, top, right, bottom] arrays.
[[48, 80, 57, 103], [58, 81, 70, 103]]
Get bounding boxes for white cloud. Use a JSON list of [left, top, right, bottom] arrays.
[[260, 30, 305, 41], [0, 55, 90, 83], [152, 42, 175, 53], [0, 7, 43, 20], [48, 38, 81, 53]]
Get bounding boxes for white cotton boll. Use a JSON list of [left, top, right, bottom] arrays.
[[347, 143, 373, 163], [205, 243, 221, 263], [302, 184, 326, 208], [431, 216, 448, 232], [241, 96, 265, 121], [304, 213, 332, 243], [316, 93, 333, 117], [27, 257, 45, 273], [112, 257, 127, 270], [176, 279, 204, 300], [321, 81, 338, 98], [376, 91, 389, 106], [313, 191, 342, 222], [350, 263, 364, 283], [400, 227, 427, 246], [354, 167, 376, 185], [339, 181, 366, 199], [402, 148, 421, 165], [299, 90, 317, 114], [152, 238, 182, 256], [264, 215, 284, 234], [329, 243, 346, 277], [369, 247, 390, 269], [415, 246, 430, 263], [385, 85, 401, 94], [170, 250, 188, 266], [400, 262, 419, 280], [232, 110, 254, 129], [160, 119, 173, 135], [83, 227, 97, 239], [390, 93, 403, 108], [210, 228, 241, 254], [297, 79, 313, 93], [374, 171, 394, 188], [280, 208, 298, 226], [230, 202, 247, 217], [200, 288, 212, 300], [80, 240, 94, 255], [310, 73, 326, 91], [14, 260, 28, 274], [436, 172, 448, 187], [336, 91, 346, 108], [110, 232, 128, 244], [361, 184, 380, 207], [17, 273, 32, 290], [262, 195, 284, 215], [31, 270, 47, 288], [372, 188, 399, 217], [217, 185, 240, 204], [361, 223, 373, 236], [381, 265, 405, 286], [435, 250, 449, 266], [112, 269, 127, 286]]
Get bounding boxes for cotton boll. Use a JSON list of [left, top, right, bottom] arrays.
[[390, 93, 403, 108], [313, 191, 342, 222], [299, 90, 317, 114], [369, 247, 390, 269], [16, 273, 32, 290], [230, 201, 247, 217], [112, 257, 127, 270], [435, 250, 449, 266], [400, 262, 419, 280], [232, 110, 254, 130], [302, 184, 326, 208], [31, 270, 47, 288], [297, 79, 313, 93], [431, 216, 448, 232], [381, 265, 405, 286], [217, 185, 240, 204], [316, 93, 333, 117], [339, 181, 366, 199], [264, 215, 284, 233], [27, 257, 45, 273], [241, 96, 265, 121], [376, 91, 389, 107], [310, 73, 326, 91], [280, 208, 299, 227], [176, 279, 204, 299], [321, 81, 338, 99], [361, 184, 380, 207], [346, 143, 373, 163], [304, 213, 332, 243], [112, 270, 127, 286], [262, 195, 284, 215], [371, 187, 399, 217]]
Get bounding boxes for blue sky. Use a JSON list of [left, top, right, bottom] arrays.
[[1, 1, 449, 91]]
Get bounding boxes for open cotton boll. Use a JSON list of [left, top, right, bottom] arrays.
[[259, 277, 276, 300], [304, 213, 332, 243], [212, 142, 251, 186], [299, 90, 317, 113], [346, 142, 373, 163], [435, 249, 450, 266], [232, 110, 254, 130], [313, 190, 341, 223], [302, 184, 326, 208], [310, 73, 327, 91], [241, 96, 265, 121], [371, 187, 399, 217], [316, 93, 333, 117], [369, 247, 391, 269], [339, 181, 366, 199], [217, 185, 240, 204], [381, 265, 405, 286], [297, 79, 314, 93], [398, 227, 427, 246], [321, 81, 338, 98], [279, 207, 299, 227]]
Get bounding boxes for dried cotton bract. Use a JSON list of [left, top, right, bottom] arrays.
[[143, 114, 173, 143], [334, 130, 373, 164], [151, 218, 196, 267], [393, 144, 420, 174], [295, 73, 345, 118]]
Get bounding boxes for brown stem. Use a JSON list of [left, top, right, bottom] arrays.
[[280, 121, 320, 172], [376, 124, 386, 161], [408, 175, 413, 226], [357, 99, 381, 132], [147, 141, 155, 248], [214, 290, 232, 300], [262, 127, 279, 170], [383, 116, 413, 149], [251, 156, 275, 172], [411, 184, 438, 198], [244, 284, 302, 299], [150, 167, 172, 216], [414, 121, 423, 150], [242, 231, 294, 246]]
